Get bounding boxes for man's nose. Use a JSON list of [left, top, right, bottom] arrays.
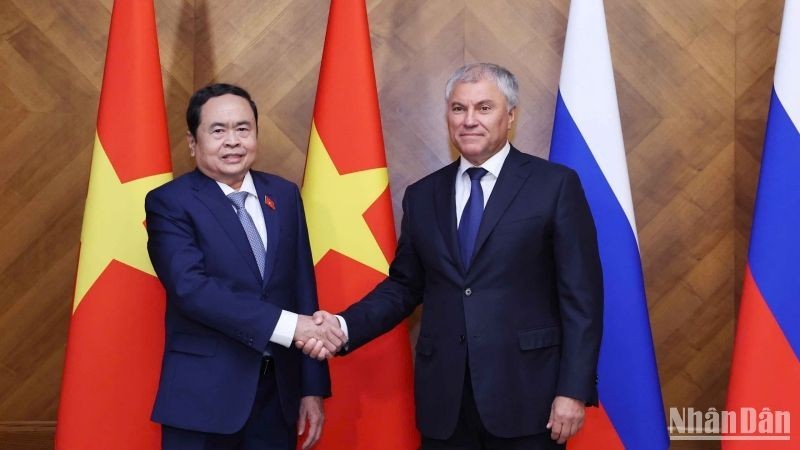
[[223, 129, 240, 146], [463, 109, 478, 127]]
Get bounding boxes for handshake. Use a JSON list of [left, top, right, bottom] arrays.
[[293, 311, 347, 360]]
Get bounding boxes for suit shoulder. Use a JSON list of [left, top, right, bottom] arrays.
[[406, 160, 458, 193], [516, 150, 578, 181], [146, 170, 195, 200]]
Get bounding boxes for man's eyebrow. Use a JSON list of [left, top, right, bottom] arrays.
[[449, 99, 495, 105], [207, 120, 252, 128]]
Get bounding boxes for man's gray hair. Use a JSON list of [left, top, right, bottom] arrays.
[[444, 63, 519, 108]]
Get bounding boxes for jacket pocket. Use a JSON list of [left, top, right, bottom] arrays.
[[415, 336, 434, 357], [518, 326, 561, 350], [168, 332, 218, 356]]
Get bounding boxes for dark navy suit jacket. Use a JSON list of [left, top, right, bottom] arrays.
[[340, 147, 603, 439], [145, 169, 329, 434]]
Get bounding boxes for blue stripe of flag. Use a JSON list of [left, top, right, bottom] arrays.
[[550, 91, 668, 449], [748, 89, 800, 360]]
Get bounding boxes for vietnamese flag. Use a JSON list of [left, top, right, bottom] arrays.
[[300, 0, 418, 448], [724, 0, 800, 447], [55, 0, 173, 448]]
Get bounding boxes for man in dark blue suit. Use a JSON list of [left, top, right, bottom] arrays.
[[302, 63, 603, 449], [146, 84, 345, 450]]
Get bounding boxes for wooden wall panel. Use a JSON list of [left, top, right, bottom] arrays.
[[611, 0, 736, 435], [735, 0, 783, 301], [0, 0, 193, 446], [0, 1, 784, 449], [0, 0, 107, 439]]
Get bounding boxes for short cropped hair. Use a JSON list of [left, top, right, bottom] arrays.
[[444, 63, 519, 109], [186, 83, 259, 137]]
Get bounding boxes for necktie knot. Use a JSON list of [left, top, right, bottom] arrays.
[[466, 167, 488, 182], [227, 191, 248, 210]]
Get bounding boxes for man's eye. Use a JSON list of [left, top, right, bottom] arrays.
[[212, 129, 224, 134], [480, 105, 492, 112]]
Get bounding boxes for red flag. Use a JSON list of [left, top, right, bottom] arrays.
[[56, 1, 172, 448], [301, 0, 418, 448]]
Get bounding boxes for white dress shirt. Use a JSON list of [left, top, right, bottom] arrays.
[[217, 172, 297, 348], [455, 141, 510, 226]]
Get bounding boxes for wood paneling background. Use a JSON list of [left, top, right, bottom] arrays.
[[0, 1, 783, 448]]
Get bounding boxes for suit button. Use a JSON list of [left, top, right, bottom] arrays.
[[465, 288, 472, 296], [459, 335, 465, 343]]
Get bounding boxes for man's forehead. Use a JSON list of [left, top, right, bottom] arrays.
[[200, 95, 255, 120], [449, 80, 505, 102]]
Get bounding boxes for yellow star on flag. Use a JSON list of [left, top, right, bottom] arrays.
[[302, 121, 390, 276], [73, 134, 172, 311]]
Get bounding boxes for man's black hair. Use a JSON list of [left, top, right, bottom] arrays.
[[186, 83, 258, 137]]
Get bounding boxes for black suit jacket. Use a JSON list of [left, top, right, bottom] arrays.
[[340, 147, 603, 439]]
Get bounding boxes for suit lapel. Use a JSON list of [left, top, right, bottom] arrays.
[[254, 174, 280, 288], [434, 161, 463, 275], [191, 170, 263, 284], [473, 148, 532, 262]]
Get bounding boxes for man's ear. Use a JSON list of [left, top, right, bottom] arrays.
[[187, 131, 196, 157], [508, 106, 516, 128]]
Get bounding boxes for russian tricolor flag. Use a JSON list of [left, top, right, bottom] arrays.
[[725, 0, 800, 447], [548, 1, 669, 448]]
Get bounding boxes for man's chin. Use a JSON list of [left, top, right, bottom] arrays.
[[457, 147, 487, 160], [221, 160, 253, 173]]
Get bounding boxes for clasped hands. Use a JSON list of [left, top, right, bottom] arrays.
[[293, 311, 345, 360]]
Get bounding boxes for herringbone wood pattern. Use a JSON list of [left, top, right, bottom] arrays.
[[0, 1, 782, 449], [0, 0, 194, 446]]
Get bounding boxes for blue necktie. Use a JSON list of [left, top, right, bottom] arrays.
[[458, 167, 488, 270], [228, 191, 266, 278]]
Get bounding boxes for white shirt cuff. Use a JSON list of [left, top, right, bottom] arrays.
[[270, 310, 298, 348], [335, 315, 349, 339]]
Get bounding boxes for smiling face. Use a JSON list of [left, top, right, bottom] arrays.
[[446, 79, 515, 166], [189, 94, 257, 189]]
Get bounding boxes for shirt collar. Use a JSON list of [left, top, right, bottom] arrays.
[[216, 171, 257, 198], [457, 141, 511, 179]]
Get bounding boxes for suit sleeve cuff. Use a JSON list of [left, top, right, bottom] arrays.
[[335, 315, 349, 339], [270, 310, 298, 348]]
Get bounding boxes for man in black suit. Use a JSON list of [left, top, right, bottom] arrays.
[[300, 63, 603, 449]]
